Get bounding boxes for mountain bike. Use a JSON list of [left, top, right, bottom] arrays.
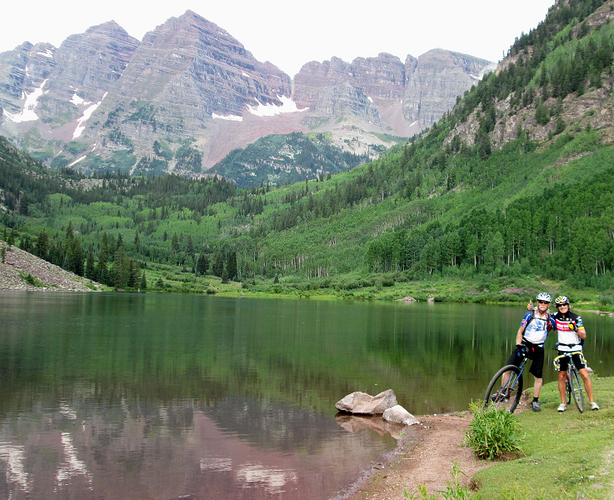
[[554, 351, 585, 413], [484, 345, 529, 413]]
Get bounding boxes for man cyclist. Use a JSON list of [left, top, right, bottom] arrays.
[[553, 295, 599, 411], [507, 292, 556, 412]]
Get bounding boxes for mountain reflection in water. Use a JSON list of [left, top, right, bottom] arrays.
[[0, 392, 396, 499]]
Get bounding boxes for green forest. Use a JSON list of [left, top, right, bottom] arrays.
[[1, 0, 614, 306]]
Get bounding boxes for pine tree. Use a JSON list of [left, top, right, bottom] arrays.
[[111, 245, 128, 289], [196, 253, 209, 275], [86, 244, 96, 281], [70, 238, 85, 276], [213, 250, 224, 277], [36, 230, 49, 260], [97, 238, 109, 285], [226, 251, 237, 281]]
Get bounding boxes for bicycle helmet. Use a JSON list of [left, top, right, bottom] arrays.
[[554, 295, 569, 305], [536, 292, 552, 303]]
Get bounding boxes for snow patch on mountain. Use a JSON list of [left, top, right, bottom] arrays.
[[72, 93, 107, 139], [247, 96, 307, 117], [212, 113, 243, 122], [2, 79, 48, 123]]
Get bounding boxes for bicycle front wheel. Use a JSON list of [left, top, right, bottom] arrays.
[[484, 364, 523, 413], [569, 366, 585, 413]]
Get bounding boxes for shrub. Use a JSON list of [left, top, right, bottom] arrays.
[[465, 402, 522, 460], [21, 272, 43, 287], [404, 462, 480, 499]]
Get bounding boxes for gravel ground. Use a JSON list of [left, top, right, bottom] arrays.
[[342, 413, 491, 500], [0, 242, 101, 292]]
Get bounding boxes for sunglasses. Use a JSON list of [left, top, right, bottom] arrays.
[[556, 303, 569, 307], [537, 300, 550, 304]]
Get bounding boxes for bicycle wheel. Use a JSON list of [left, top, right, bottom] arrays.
[[484, 364, 523, 413], [568, 366, 585, 413], [565, 375, 571, 405]]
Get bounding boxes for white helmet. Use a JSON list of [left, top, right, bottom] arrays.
[[536, 292, 552, 303]]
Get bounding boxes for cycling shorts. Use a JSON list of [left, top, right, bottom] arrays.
[[555, 351, 588, 372], [507, 342, 545, 379]]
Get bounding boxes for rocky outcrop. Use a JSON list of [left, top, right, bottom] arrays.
[[403, 49, 494, 129]]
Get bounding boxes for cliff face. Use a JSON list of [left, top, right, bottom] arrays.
[[0, 42, 57, 112], [294, 50, 494, 137], [0, 10, 493, 179]]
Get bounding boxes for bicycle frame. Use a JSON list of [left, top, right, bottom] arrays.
[[554, 351, 585, 413]]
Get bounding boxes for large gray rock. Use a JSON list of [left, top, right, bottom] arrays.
[[382, 405, 420, 426], [335, 389, 398, 415]]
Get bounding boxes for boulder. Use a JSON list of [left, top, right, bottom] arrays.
[[335, 389, 398, 415], [382, 405, 420, 426], [397, 296, 416, 302]]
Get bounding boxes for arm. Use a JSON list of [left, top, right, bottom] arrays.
[[516, 325, 525, 345], [577, 327, 587, 340]]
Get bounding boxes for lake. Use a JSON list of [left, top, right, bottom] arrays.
[[0, 292, 612, 499]]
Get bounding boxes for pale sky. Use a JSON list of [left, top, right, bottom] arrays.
[[1, 0, 556, 76]]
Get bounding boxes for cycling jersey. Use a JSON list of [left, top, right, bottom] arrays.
[[554, 311, 584, 351], [520, 311, 555, 345]]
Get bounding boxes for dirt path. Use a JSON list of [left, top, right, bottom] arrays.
[[341, 413, 492, 500]]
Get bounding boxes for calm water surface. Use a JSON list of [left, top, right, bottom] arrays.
[[0, 292, 612, 499]]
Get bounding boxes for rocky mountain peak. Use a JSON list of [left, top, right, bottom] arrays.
[[52, 21, 139, 99]]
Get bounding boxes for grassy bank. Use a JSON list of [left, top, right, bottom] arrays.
[[474, 377, 614, 499], [142, 264, 614, 313]]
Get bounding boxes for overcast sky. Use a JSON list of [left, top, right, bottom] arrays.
[[2, 0, 555, 76]]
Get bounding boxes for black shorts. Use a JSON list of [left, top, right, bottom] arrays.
[[507, 342, 545, 379], [555, 351, 588, 372]]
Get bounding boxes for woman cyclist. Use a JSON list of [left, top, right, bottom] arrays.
[[553, 295, 599, 411]]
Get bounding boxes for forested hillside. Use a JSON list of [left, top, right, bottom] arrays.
[[1, 0, 614, 302]]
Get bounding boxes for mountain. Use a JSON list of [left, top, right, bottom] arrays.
[[209, 132, 372, 188], [4, 0, 614, 298], [0, 10, 493, 181]]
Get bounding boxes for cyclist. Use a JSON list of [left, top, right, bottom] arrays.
[[553, 295, 599, 411], [507, 292, 556, 412]]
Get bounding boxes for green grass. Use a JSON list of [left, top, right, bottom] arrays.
[[474, 377, 614, 499]]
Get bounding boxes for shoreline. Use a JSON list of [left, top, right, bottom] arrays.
[[339, 412, 490, 500]]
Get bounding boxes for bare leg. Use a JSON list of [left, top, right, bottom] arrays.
[[558, 371, 567, 404], [533, 377, 543, 398], [579, 368, 595, 402]]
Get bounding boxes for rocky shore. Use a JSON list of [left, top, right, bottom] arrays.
[[0, 242, 101, 292], [343, 413, 489, 500]]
